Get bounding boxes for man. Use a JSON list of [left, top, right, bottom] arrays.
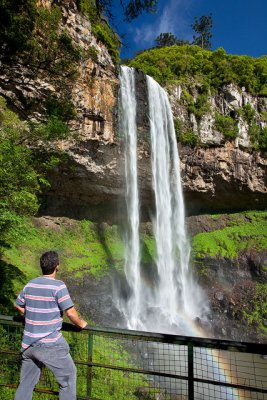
[[14, 251, 87, 400]]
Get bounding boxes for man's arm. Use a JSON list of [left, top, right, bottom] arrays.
[[65, 307, 87, 329], [14, 303, 25, 315]]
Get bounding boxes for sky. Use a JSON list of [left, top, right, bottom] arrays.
[[111, 0, 267, 60]]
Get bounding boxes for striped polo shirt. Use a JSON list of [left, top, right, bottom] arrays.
[[15, 276, 74, 352]]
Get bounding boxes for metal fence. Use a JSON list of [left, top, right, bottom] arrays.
[[0, 315, 267, 400]]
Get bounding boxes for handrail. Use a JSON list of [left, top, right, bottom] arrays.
[[1, 314, 267, 400], [0, 314, 266, 354]]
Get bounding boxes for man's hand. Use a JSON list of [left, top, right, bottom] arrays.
[[65, 307, 87, 329], [14, 304, 25, 315]]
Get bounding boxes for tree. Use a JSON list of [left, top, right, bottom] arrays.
[[0, 96, 69, 240], [155, 33, 190, 48], [155, 32, 177, 47], [191, 14, 213, 49], [81, 0, 158, 21]]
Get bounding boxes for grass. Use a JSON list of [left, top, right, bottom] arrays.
[[2, 217, 126, 299], [192, 211, 267, 259]]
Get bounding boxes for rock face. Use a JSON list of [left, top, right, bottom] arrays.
[[169, 82, 267, 148], [0, 3, 266, 220], [0, 0, 118, 143], [43, 70, 266, 220], [180, 144, 267, 214]]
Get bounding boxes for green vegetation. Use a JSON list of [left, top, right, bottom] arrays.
[[0, 1, 81, 76], [2, 218, 123, 297], [214, 112, 238, 140], [129, 45, 267, 95], [155, 32, 189, 48], [77, 0, 120, 63], [177, 129, 199, 146], [0, 216, 157, 313], [0, 322, 154, 400], [242, 283, 267, 332], [92, 23, 120, 64], [191, 14, 213, 49], [236, 104, 267, 152], [0, 96, 74, 314], [192, 211, 267, 259]]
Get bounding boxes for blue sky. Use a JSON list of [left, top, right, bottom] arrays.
[[112, 0, 267, 59]]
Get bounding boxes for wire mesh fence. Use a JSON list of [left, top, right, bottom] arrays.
[[0, 315, 267, 400]]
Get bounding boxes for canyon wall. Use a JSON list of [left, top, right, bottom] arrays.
[[0, 1, 266, 221]]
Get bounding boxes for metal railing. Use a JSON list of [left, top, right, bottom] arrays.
[[0, 315, 267, 400]]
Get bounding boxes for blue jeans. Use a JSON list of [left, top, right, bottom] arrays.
[[14, 336, 76, 400]]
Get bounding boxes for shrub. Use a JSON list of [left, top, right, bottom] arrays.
[[258, 127, 267, 152], [92, 23, 120, 64], [188, 93, 210, 122], [129, 45, 267, 94], [45, 95, 76, 121], [238, 104, 256, 124], [214, 113, 238, 140], [178, 129, 199, 146]]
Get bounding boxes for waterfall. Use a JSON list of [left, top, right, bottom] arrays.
[[146, 75, 207, 331], [119, 66, 208, 334], [118, 66, 141, 329]]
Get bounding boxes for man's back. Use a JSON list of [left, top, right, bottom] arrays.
[[16, 276, 73, 351], [14, 251, 87, 400]]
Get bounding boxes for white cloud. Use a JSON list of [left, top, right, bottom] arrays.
[[132, 0, 193, 47]]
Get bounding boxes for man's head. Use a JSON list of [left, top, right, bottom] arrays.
[[40, 251, 59, 275]]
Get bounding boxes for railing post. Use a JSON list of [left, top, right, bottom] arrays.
[[87, 333, 93, 398], [188, 343, 194, 400]]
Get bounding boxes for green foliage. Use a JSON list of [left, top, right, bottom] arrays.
[[242, 283, 267, 331], [77, 0, 100, 19], [46, 95, 76, 121], [178, 129, 199, 147], [32, 116, 70, 141], [174, 118, 183, 137], [123, 0, 157, 21], [214, 112, 238, 140], [3, 218, 125, 286], [235, 105, 267, 151], [77, 0, 120, 63], [0, 99, 41, 232], [155, 32, 178, 47], [238, 104, 255, 124], [260, 111, 267, 123], [188, 93, 210, 122], [0, 97, 72, 249], [87, 45, 99, 62], [92, 23, 120, 63], [247, 123, 267, 152], [0, 0, 36, 56], [129, 45, 267, 95], [78, 0, 157, 22], [192, 14, 213, 49], [192, 211, 267, 259], [0, 323, 153, 400], [258, 127, 267, 152], [0, 1, 81, 82]]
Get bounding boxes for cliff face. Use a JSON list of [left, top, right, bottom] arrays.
[[43, 70, 267, 220], [0, 0, 118, 143], [0, 3, 266, 220], [180, 144, 266, 214]]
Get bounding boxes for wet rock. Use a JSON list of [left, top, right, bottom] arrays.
[[215, 292, 224, 301]]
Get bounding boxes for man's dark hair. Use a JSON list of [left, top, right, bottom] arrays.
[[40, 251, 59, 275]]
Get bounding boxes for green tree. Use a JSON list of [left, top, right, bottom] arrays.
[[0, 0, 36, 56], [155, 32, 177, 47], [192, 14, 213, 49], [78, 0, 157, 21], [0, 97, 69, 239]]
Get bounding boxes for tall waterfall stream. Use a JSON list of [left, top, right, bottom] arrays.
[[114, 66, 263, 400], [118, 66, 208, 335]]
